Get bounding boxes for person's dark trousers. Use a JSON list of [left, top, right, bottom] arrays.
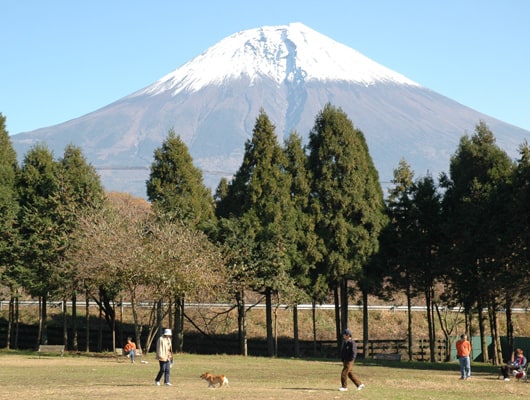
[[502, 365, 517, 379], [155, 360, 171, 384], [341, 361, 362, 388]]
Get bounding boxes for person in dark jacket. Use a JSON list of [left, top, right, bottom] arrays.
[[339, 328, 365, 391]]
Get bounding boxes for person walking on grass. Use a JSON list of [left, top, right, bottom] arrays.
[[339, 329, 365, 392], [155, 328, 173, 386], [456, 334, 472, 380]]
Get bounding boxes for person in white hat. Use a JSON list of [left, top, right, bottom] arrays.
[[155, 328, 173, 386]]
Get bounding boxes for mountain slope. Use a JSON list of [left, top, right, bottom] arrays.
[[11, 23, 529, 197]]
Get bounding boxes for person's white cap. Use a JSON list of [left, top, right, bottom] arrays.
[[163, 328, 172, 336]]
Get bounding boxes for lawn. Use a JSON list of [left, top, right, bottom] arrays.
[[0, 351, 526, 400]]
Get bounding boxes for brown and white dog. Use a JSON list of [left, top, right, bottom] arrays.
[[200, 372, 229, 388]]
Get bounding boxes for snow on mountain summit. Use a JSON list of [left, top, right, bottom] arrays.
[[139, 22, 419, 97]]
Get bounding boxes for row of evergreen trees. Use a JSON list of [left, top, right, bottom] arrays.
[[1, 106, 529, 363]]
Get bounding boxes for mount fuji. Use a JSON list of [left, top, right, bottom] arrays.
[[10, 22, 529, 198]]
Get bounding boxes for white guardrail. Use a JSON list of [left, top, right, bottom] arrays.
[[0, 301, 529, 313]]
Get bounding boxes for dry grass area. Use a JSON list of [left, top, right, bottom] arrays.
[[0, 352, 527, 400], [185, 304, 530, 341]]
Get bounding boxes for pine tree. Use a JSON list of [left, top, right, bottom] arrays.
[[307, 103, 386, 343], [146, 129, 215, 232], [0, 114, 21, 349], [283, 132, 315, 356], [17, 144, 62, 345], [146, 129, 216, 349], [0, 113, 19, 272], [218, 110, 296, 356], [57, 144, 105, 350], [441, 121, 514, 364]]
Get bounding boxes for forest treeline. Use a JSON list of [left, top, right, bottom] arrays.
[[0, 104, 529, 364]]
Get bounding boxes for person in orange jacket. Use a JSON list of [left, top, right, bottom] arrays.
[[456, 334, 472, 379], [123, 336, 137, 363]]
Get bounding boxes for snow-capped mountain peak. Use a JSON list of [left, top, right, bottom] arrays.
[[138, 22, 419, 97], [12, 23, 528, 198]]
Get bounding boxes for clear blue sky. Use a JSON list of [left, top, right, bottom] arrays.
[[2, 0, 529, 136]]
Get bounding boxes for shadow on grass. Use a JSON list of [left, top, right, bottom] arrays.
[[1, 349, 502, 376], [282, 387, 337, 391], [358, 358, 499, 374], [300, 355, 499, 374]]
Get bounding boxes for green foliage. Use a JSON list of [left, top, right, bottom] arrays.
[[0, 113, 21, 289], [146, 130, 215, 232], [219, 110, 297, 293], [512, 141, 530, 240], [505, 141, 530, 296], [442, 121, 515, 308], [16, 142, 105, 303], [282, 132, 315, 300], [58, 144, 105, 212], [17, 144, 63, 298], [307, 103, 386, 283]]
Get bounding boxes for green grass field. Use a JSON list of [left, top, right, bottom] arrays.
[[0, 351, 527, 400]]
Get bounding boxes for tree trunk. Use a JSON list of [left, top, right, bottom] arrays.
[[340, 278, 348, 333], [406, 283, 413, 361], [425, 287, 435, 361], [7, 295, 13, 350], [85, 290, 90, 352], [97, 299, 103, 352], [130, 290, 140, 351], [334, 284, 341, 354], [236, 290, 247, 356], [72, 292, 78, 351], [175, 297, 185, 353], [41, 294, 48, 345], [488, 303, 503, 365], [14, 295, 19, 349], [273, 302, 279, 357], [157, 299, 163, 340], [312, 299, 317, 356], [293, 303, 300, 357], [111, 301, 116, 352], [435, 303, 455, 362], [362, 288, 369, 359], [62, 298, 68, 349], [477, 304, 489, 362], [265, 287, 274, 357], [505, 293, 514, 362], [168, 298, 173, 334]]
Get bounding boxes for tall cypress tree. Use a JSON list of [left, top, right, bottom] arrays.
[[383, 158, 416, 359], [219, 110, 296, 356], [0, 114, 21, 349], [146, 129, 216, 350], [441, 121, 514, 364], [307, 103, 386, 344], [57, 144, 105, 350], [146, 129, 215, 232], [506, 142, 530, 356], [0, 113, 19, 274], [18, 144, 62, 345], [408, 175, 442, 361], [283, 132, 314, 290], [283, 132, 314, 356]]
